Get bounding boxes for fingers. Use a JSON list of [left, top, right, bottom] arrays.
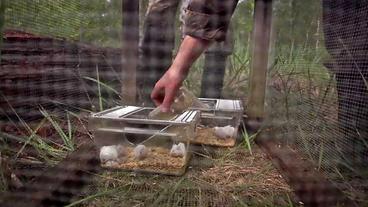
[[151, 84, 164, 106], [160, 86, 178, 113], [151, 69, 183, 112]]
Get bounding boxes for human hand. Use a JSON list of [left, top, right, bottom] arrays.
[[150, 67, 185, 112], [151, 35, 211, 112]]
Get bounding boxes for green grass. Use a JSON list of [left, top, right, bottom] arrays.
[[0, 57, 116, 172], [0, 94, 68, 164], [241, 123, 258, 156], [39, 107, 75, 151], [14, 118, 48, 159]]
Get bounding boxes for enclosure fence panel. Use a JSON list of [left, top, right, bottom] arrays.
[[266, 0, 368, 204], [0, 0, 367, 206]]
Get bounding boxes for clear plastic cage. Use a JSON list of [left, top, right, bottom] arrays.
[[88, 106, 200, 175], [190, 98, 244, 147]]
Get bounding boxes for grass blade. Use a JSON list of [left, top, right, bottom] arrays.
[[318, 142, 324, 171], [83, 76, 120, 97], [67, 112, 73, 145], [242, 130, 253, 155], [95, 64, 103, 111], [39, 107, 74, 151]]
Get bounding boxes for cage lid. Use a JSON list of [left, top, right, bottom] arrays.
[[195, 98, 244, 113], [90, 106, 200, 125]]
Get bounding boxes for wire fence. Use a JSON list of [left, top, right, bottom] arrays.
[[4, 1, 83, 40], [0, 0, 367, 206], [267, 0, 368, 203]]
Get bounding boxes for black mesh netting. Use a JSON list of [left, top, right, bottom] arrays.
[[265, 0, 368, 205], [0, 0, 367, 206]]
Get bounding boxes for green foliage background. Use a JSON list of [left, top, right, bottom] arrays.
[[3, 0, 122, 46], [2, 0, 322, 49], [4, 0, 83, 39]]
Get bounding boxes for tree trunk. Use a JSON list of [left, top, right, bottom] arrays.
[[121, 0, 139, 105], [246, 0, 273, 132]]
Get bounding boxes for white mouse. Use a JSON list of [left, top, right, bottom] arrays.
[[100, 145, 118, 163], [213, 125, 235, 139], [100, 145, 127, 163], [134, 144, 148, 160], [116, 145, 126, 156], [170, 142, 186, 158]]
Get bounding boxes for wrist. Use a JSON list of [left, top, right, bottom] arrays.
[[168, 64, 189, 82]]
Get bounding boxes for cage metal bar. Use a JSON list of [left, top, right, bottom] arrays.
[[121, 0, 139, 105], [247, 0, 273, 124]]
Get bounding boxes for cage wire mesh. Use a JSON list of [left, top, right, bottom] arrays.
[[0, 0, 367, 206], [266, 0, 368, 204]]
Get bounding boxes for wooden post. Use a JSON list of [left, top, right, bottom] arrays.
[[247, 0, 273, 127], [121, 0, 139, 105], [0, 0, 6, 65]]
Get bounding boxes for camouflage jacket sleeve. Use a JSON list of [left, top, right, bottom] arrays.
[[183, 0, 238, 42]]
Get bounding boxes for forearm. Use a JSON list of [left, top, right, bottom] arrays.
[[151, 0, 237, 109], [150, 35, 211, 110], [170, 35, 211, 79]]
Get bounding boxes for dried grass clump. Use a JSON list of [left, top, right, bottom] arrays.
[[195, 147, 291, 198]]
